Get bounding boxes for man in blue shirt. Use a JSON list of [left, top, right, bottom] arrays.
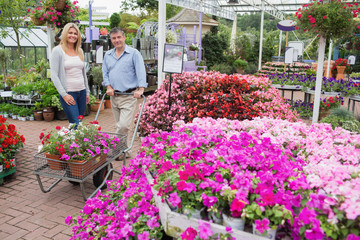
[[102, 27, 147, 151]]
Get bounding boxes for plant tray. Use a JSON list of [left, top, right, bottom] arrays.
[[0, 167, 16, 184], [143, 169, 267, 239]]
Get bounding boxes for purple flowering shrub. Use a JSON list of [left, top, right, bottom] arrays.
[[136, 71, 298, 137]]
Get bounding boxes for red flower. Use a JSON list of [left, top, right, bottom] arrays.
[[56, 126, 61, 130], [323, 16, 327, 19], [78, 115, 84, 120], [39, 132, 45, 140]]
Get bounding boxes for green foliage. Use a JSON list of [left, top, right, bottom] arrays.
[[233, 59, 248, 70], [0, 0, 35, 70], [306, 68, 316, 76], [236, 13, 277, 32], [210, 63, 234, 75], [34, 58, 49, 79], [51, 95, 63, 111], [320, 108, 360, 133], [91, 65, 103, 87], [0, 48, 11, 77], [202, 27, 229, 68], [110, 13, 121, 29], [41, 83, 58, 108]]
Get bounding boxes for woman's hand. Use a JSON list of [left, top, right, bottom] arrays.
[[86, 95, 90, 104], [63, 94, 75, 105]]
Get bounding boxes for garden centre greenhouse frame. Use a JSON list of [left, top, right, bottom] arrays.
[[156, 0, 311, 85], [0, 27, 48, 74]]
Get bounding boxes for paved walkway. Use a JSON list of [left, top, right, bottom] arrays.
[[0, 90, 359, 240], [0, 107, 142, 240]]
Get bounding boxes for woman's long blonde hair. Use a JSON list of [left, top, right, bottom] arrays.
[[60, 23, 84, 61]]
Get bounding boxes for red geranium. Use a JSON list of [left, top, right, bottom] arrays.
[[0, 118, 25, 172]]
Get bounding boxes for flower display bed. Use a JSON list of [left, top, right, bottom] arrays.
[[144, 169, 267, 239], [135, 72, 298, 137]]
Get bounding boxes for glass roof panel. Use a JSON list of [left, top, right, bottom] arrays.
[[0, 27, 48, 47], [19, 28, 47, 47]]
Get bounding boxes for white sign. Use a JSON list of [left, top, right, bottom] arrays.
[[348, 55, 356, 65], [285, 47, 294, 64], [96, 46, 104, 64], [288, 41, 304, 56], [163, 44, 184, 74]]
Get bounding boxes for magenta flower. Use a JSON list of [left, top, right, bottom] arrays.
[[168, 192, 181, 207], [181, 227, 197, 240], [65, 216, 72, 225], [254, 218, 270, 234], [299, 207, 317, 225], [138, 231, 149, 240], [198, 220, 213, 239], [146, 217, 159, 229], [230, 199, 247, 217], [304, 226, 325, 240], [201, 193, 218, 207]]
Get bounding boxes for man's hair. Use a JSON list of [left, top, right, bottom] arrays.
[[109, 27, 125, 36]]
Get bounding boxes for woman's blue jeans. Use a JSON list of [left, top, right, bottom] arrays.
[[59, 89, 87, 125]]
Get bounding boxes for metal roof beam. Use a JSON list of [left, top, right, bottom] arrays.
[[156, 0, 236, 20]]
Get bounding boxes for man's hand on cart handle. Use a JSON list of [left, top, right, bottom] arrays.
[[106, 85, 114, 96], [134, 87, 144, 99]]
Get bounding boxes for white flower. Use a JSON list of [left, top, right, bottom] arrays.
[[38, 145, 43, 152]]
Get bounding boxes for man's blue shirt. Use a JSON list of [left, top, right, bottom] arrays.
[[102, 45, 147, 91]]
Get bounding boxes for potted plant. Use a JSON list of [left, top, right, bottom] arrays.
[[10, 106, 20, 120], [51, 95, 67, 120], [17, 107, 27, 121], [318, 96, 343, 120], [91, 65, 103, 100], [233, 59, 248, 74], [41, 85, 58, 121], [244, 203, 293, 239], [39, 119, 121, 174], [189, 43, 199, 51], [90, 94, 104, 112], [34, 102, 44, 121], [0, 116, 25, 183], [331, 58, 351, 80]]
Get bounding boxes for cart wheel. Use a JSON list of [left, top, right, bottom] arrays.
[[93, 163, 113, 189], [68, 181, 79, 185]]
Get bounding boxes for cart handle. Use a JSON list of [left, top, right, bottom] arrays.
[[94, 91, 146, 155]]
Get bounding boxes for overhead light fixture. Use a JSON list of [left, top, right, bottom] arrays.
[[228, 0, 239, 3]]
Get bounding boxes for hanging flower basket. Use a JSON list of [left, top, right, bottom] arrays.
[[295, 0, 360, 39], [30, 16, 46, 26], [54, 0, 66, 11]]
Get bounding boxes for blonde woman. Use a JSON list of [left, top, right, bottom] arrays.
[[50, 23, 90, 125]]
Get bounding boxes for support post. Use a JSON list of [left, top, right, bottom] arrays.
[[278, 30, 282, 56], [258, 1, 264, 71], [198, 12, 203, 65], [230, 14, 238, 53], [312, 35, 326, 123], [89, 0, 93, 46], [326, 39, 333, 78], [157, 0, 166, 89], [284, 31, 289, 72], [46, 25, 55, 59]]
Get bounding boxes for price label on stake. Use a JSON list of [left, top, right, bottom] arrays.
[[0, 165, 3, 173]]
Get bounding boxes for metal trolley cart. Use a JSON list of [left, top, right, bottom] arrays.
[[34, 93, 145, 201]]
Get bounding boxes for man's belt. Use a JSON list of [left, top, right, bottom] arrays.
[[114, 88, 137, 96]]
